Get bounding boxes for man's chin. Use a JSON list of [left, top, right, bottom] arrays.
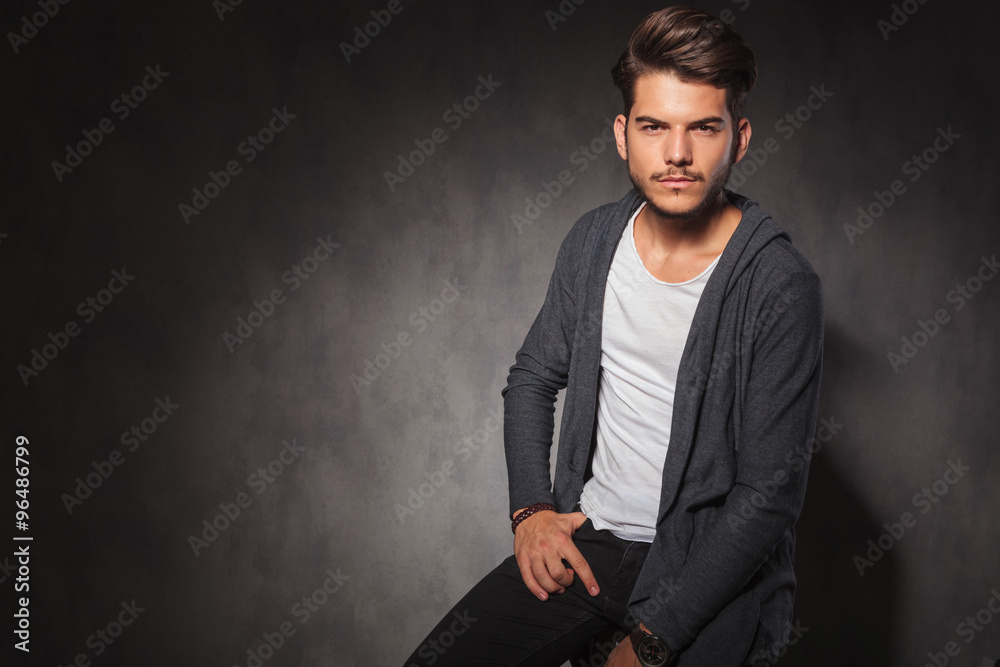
[[644, 194, 708, 221]]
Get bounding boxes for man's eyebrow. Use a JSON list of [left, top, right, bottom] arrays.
[[634, 115, 726, 126]]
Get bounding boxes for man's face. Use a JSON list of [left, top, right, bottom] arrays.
[[614, 71, 751, 222]]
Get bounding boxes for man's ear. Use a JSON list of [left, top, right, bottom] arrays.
[[731, 117, 752, 164], [614, 114, 629, 161]]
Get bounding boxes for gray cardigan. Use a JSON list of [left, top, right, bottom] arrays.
[[502, 187, 824, 664]]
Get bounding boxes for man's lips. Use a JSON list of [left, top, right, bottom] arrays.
[[657, 176, 697, 188]]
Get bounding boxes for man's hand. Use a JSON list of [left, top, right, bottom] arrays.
[[607, 624, 661, 667], [606, 634, 641, 667], [513, 509, 599, 601]]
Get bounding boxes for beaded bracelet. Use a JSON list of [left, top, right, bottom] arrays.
[[511, 502, 557, 534]]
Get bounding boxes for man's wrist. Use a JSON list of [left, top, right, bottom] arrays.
[[510, 502, 556, 534], [629, 624, 674, 667]]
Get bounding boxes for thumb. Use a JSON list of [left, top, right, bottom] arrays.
[[568, 511, 589, 531]]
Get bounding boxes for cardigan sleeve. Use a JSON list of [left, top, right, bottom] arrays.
[[500, 215, 590, 518], [636, 269, 825, 652]]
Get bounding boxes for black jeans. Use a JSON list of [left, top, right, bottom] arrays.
[[403, 519, 651, 666]]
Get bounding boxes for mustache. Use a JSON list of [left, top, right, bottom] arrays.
[[650, 170, 701, 181]]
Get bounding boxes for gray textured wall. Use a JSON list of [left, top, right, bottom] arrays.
[[4, 0, 998, 665]]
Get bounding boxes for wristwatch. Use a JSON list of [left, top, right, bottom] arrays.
[[630, 626, 673, 667]]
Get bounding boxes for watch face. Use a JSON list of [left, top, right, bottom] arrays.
[[636, 634, 669, 667]]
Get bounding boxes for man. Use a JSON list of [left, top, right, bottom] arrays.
[[404, 6, 823, 666]]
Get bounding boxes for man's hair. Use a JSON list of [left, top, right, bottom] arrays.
[[611, 6, 758, 125]]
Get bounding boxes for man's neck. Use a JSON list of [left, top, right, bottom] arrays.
[[636, 192, 742, 259], [631, 192, 742, 283]]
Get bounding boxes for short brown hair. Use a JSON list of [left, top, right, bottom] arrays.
[[611, 6, 757, 125]]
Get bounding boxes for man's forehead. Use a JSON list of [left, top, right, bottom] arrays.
[[631, 71, 729, 121]]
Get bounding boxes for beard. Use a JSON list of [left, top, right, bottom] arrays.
[[626, 144, 735, 223]]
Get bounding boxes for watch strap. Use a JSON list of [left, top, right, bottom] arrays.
[[630, 625, 674, 667]]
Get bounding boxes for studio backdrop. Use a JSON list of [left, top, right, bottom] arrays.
[[4, 0, 998, 665]]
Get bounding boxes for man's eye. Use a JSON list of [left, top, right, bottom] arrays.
[[643, 124, 661, 132], [698, 125, 717, 133]]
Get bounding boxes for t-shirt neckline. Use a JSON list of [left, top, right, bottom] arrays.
[[628, 201, 723, 287]]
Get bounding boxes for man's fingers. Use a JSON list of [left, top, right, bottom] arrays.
[[557, 568, 575, 590], [545, 554, 575, 589], [515, 552, 550, 601], [513, 511, 596, 599], [562, 543, 600, 595], [556, 563, 576, 588], [531, 557, 564, 594]]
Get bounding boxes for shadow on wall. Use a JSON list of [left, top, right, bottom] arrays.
[[786, 321, 898, 666]]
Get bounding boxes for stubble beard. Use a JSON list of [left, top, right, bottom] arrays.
[[626, 141, 736, 223]]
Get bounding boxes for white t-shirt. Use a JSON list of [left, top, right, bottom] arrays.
[[578, 202, 720, 542]]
